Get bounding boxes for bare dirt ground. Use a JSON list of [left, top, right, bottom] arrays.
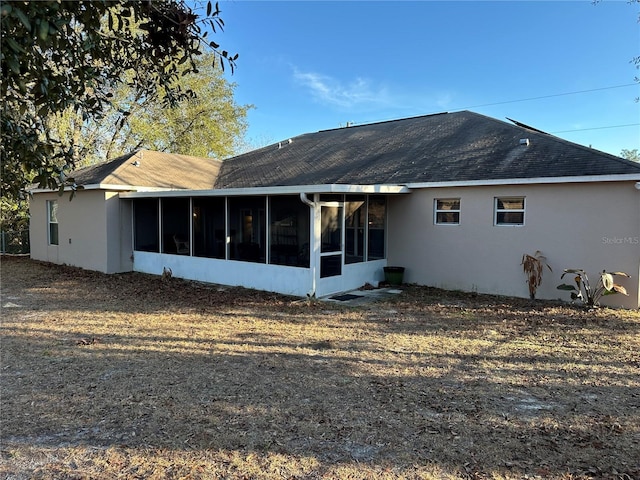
[[1, 255, 639, 479]]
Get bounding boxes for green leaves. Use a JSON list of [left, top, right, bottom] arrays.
[[557, 269, 630, 307], [37, 18, 49, 41], [5, 37, 25, 53], [1, 0, 238, 202], [13, 6, 30, 30], [47, 52, 249, 168]]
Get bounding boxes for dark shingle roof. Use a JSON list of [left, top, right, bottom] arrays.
[[215, 111, 640, 188], [71, 149, 222, 189]]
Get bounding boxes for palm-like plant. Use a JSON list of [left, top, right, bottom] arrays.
[[557, 269, 630, 307], [521, 251, 552, 300]]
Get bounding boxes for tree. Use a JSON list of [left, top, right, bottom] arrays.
[[48, 53, 251, 166], [620, 149, 640, 162], [1, 0, 237, 202], [0, 196, 29, 232]]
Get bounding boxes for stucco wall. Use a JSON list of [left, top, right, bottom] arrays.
[[106, 193, 133, 273], [29, 190, 132, 274], [133, 239, 386, 298], [134, 251, 313, 297], [387, 181, 639, 309], [28, 192, 49, 264]]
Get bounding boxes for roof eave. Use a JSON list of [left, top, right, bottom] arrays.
[[29, 183, 187, 194], [119, 183, 411, 198], [406, 174, 640, 189]]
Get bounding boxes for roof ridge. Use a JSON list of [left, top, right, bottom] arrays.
[[317, 111, 450, 134]]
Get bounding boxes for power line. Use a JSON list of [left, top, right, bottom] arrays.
[[354, 83, 638, 129], [452, 83, 638, 111], [551, 123, 640, 134]]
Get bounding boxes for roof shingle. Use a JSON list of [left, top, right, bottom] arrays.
[[69, 112, 640, 192], [71, 149, 222, 190], [215, 111, 640, 188]]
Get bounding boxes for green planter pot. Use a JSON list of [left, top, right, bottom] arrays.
[[383, 266, 405, 286]]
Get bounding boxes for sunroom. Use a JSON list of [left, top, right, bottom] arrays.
[[120, 185, 409, 297]]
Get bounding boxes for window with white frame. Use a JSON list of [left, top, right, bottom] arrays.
[[47, 200, 59, 245], [434, 198, 460, 225], [494, 197, 525, 226]]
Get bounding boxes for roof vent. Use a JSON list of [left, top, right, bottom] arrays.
[[131, 160, 140, 167], [519, 138, 530, 146]]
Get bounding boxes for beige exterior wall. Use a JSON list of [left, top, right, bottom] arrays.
[[387, 181, 640, 309], [29, 191, 58, 265], [116, 197, 134, 273], [29, 181, 639, 308], [29, 190, 133, 274]]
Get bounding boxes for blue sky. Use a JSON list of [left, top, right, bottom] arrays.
[[209, 1, 639, 157]]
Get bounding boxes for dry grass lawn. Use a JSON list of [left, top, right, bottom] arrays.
[[1, 256, 639, 479]]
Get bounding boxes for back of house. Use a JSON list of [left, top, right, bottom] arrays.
[[29, 111, 640, 308]]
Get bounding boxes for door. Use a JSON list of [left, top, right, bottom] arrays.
[[316, 203, 344, 295]]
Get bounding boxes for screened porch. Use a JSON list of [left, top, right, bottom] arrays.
[[126, 190, 393, 297]]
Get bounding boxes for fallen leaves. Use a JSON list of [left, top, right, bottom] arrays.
[[1, 256, 639, 480]]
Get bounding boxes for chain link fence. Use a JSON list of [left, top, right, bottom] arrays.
[[0, 230, 30, 254]]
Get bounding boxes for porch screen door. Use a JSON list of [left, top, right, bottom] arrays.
[[320, 205, 343, 278]]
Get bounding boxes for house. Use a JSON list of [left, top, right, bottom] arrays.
[[29, 111, 640, 308]]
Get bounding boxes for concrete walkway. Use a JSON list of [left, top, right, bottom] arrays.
[[321, 287, 403, 306]]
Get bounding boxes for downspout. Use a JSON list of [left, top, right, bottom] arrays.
[[299, 192, 314, 207], [300, 193, 317, 297]]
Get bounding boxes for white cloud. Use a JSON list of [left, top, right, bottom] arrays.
[[292, 68, 390, 109], [290, 66, 459, 121]]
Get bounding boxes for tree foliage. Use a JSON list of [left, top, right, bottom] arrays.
[[48, 53, 251, 167], [620, 148, 640, 162], [1, 0, 237, 201], [0, 195, 29, 232]]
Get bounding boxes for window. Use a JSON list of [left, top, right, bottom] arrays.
[[269, 195, 310, 267], [367, 195, 386, 260], [228, 197, 266, 263], [161, 198, 190, 254], [193, 197, 225, 259], [345, 196, 365, 264], [134, 199, 159, 252], [495, 197, 525, 226], [47, 200, 59, 245], [320, 204, 343, 277], [321, 205, 342, 253], [434, 198, 460, 225]]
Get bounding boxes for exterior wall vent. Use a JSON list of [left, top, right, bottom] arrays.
[[520, 138, 530, 146]]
